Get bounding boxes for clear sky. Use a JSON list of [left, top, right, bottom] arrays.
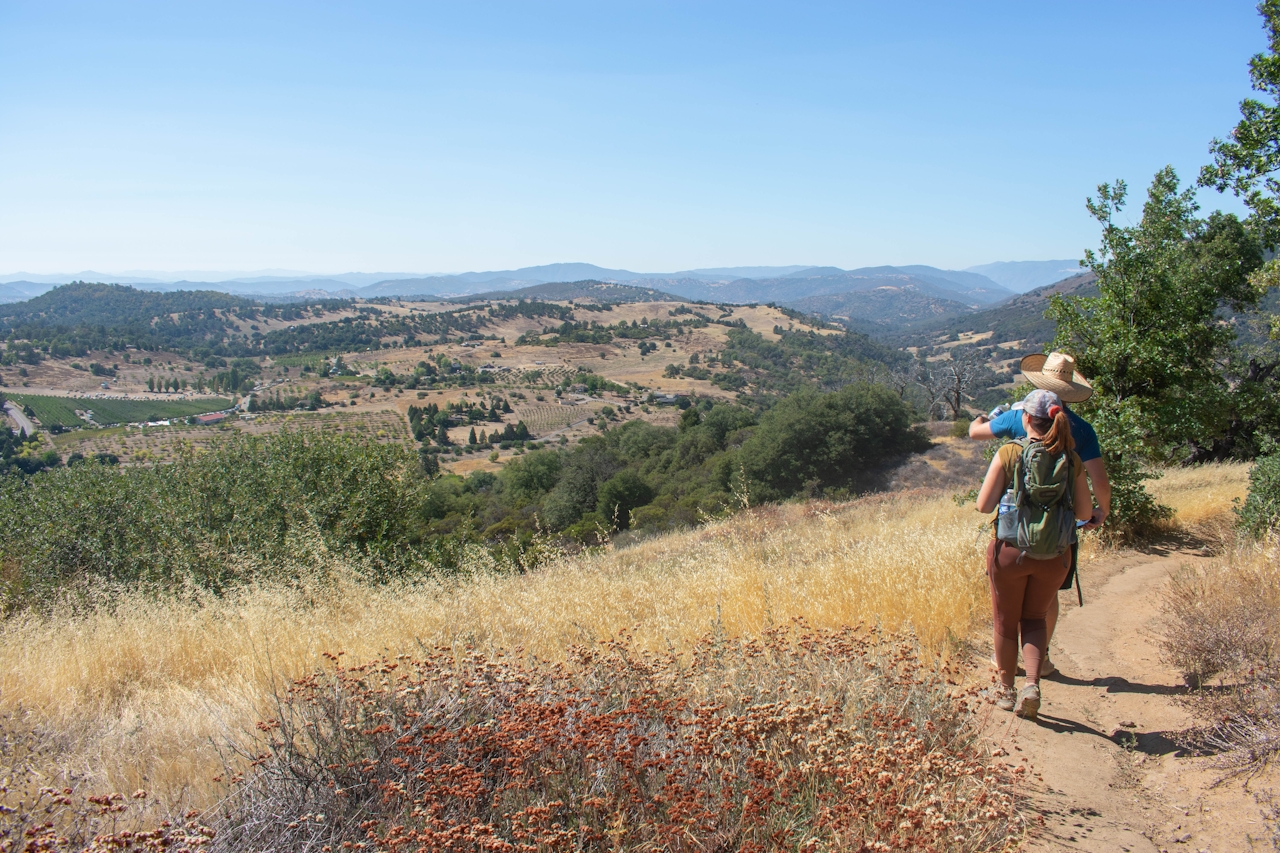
[[0, 1, 1268, 275]]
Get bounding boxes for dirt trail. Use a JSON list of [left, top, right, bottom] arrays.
[[982, 542, 1278, 852]]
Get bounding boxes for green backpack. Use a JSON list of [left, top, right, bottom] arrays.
[[995, 438, 1076, 559]]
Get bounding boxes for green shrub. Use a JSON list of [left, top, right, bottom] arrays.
[[1078, 400, 1172, 539], [735, 383, 930, 502], [1239, 444, 1280, 537], [596, 469, 654, 529], [0, 431, 431, 606]]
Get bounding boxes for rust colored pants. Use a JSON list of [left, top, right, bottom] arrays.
[[986, 539, 1071, 684]]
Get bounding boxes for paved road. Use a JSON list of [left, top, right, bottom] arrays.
[[3, 400, 37, 436]]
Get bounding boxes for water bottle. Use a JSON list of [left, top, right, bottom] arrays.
[[997, 488, 1017, 540], [988, 403, 1010, 419]]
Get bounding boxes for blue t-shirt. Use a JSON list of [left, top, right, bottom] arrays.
[[988, 406, 1101, 463]]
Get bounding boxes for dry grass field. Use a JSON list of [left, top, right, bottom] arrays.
[[1, 491, 992, 807], [1148, 460, 1251, 530], [0, 462, 1252, 848]]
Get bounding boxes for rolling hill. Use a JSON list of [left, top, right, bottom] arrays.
[[453, 280, 685, 303], [1, 262, 1027, 305], [783, 287, 980, 333], [0, 282, 255, 328], [659, 266, 1014, 307], [885, 272, 1100, 347]]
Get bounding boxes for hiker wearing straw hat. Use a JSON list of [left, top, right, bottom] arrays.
[[969, 351, 1112, 677], [975, 387, 1094, 719]]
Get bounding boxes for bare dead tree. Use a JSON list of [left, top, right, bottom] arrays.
[[880, 361, 917, 399], [937, 351, 983, 419], [914, 361, 950, 420], [915, 351, 982, 419]]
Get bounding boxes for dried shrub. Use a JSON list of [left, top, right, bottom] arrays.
[[209, 623, 1022, 852], [1162, 542, 1280, 685], [0, 716, 213, 852], [1162, 538, 1280, 781]]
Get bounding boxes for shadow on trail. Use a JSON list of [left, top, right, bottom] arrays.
[[1122, 528, 1225, 558], [1046, 672, 1192, 697], [1031, 712, 1198, 756]]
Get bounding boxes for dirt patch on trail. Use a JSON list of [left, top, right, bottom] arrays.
[[979, 539, 1279, 851]]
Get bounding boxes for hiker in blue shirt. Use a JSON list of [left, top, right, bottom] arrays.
[[969, 352, 1111, 678]]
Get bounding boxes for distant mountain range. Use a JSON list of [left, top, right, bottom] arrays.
[[0, 260, 1079, 304], [667, 266, 1017, 306], [0, 260, 1094, 340], [785, 288, 978, 335], [965, 260, 1084, 293]]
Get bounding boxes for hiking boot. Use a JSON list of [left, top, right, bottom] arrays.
[[1015, 684, 1041, 720], [983, 683, 1016, 711], [1040, 657, 1059, 679]]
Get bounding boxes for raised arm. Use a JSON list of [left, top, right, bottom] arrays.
[[969, 414, 996, 440]]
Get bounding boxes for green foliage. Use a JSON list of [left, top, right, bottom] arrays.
[[596, 469, 654, 528], [1239, 442, 1280, 536], [562, 368, 626, 396], [1045, 168, 1270, 531], [0, 423, 51, 476], [0, 431, 432, 606], [485, 300, 575, 322], [1201, 0, 1280, 247], [1042, 163, 1273, 534], [247, 389, 326, 413], [2, 386, 936, 606], [502, 451, 563, 502], [404, 387, 927, 544], [734, 384, 930, 502], [4, 393, 232, 427], [1079, 404, 1173, 538], [715, 327, 903, 394], [1050, 168, 1264, 459]]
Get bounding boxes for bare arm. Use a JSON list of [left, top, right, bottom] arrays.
[[969, 415, 996, 440], [975, 454, 1009, 513], [1073, 464, 1092, 522], [1082, 457, 1111, 530]]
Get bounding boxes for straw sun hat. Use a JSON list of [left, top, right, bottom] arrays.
[[1019, 351, 1094, 403]]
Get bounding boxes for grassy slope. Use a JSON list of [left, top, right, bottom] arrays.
[[0, 463, 1250, 812]]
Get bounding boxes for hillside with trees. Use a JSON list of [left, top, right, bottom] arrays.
[[0, 385, 928, 602]]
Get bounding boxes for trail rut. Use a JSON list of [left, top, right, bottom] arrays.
[[980, 542, 1279, 852]]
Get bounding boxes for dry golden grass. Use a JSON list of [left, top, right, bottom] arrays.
[[0, 491, 992, 808], [0, 465, 1246, 817], [1160, 534, 1280, 782], [1149, 461, 1251, 528]]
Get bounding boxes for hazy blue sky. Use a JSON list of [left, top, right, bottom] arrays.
[[0, 1, 1268, 274]]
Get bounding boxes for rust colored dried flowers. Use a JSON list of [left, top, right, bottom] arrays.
[[0, 785, 213, 852], [209, 622, 1022, 852]]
